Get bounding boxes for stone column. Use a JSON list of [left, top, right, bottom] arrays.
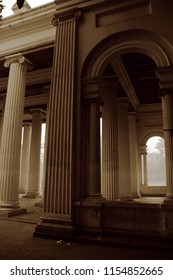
[[140, 145, 148, 186], [24, 109, 44, 198], [19, 122, 32, 194], [117, 98, 132, 200], [0, 113, 3, 146], [101, 77, 119, 200], [87, 98, 103, 199], [81, 78, 104, 200], [161, 93, 173, 199], [34, 9, 81, 237], [128, 113, 140, 197], [0, 53, 32, 209], [156, 66, 173, 201], [0, 94, 6, 146]]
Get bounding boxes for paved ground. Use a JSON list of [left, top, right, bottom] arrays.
[[0, 197, 173, 260]]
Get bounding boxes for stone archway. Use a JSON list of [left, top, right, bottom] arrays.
[[82, 29, 173, 78], [81, 28, 173, 200]]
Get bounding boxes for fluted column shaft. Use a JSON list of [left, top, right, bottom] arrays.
[[19, 123, 32, 194], [0, 54, 32, 208], [128, 113, 140, 197], [101, 79, 118, 200], [43, 9, 81, 220], [0, 95, 6, 146], [117, 99, 132, 200], [82, 77, 103, 200], [162, 93, 173, 198], [88, 99, 102, 198], [24, 110, 43, 198], [140, 145, 148, 186], [156, 66, 173, 201]]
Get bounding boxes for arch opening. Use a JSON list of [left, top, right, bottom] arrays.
[[146, 136, 166, 187]]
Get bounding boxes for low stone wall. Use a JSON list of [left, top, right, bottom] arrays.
[[74, 200, 173, 238]]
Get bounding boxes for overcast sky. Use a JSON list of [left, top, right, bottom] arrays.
[[2, 0, 53, 17]]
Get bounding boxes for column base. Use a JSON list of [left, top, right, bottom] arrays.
[[73, 199, 103, 235], [0, 207, 27, 218], [34, 214, 73, 239], [131, 192, 141, 198], [35, 200, 43, 207], [84, 193, 104, 201], [164, 196, 173, 205], [19, 190, 26, 194], [119, 194, 133, 201], [23, 192, 41, 198]]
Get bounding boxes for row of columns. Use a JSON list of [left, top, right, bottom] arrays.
[[1, 8, 173, 239], [82, 73, 173, 202], [82, 77, 138, 201], [20, 109, 45, 198], [0, 54, 45, 210], [0, 54, 32, 208]]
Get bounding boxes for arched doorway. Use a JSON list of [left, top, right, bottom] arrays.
[[147, 136, 166, 187], [81, 29, 173, 201]]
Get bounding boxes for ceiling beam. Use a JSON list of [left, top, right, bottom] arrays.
[[111, 56, 140, 110], [0, 67, 52, 92]]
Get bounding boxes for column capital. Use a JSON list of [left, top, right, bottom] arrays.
[[140, 145, 147, 154], [117, 97, 129, 106], [156, 66, 173, 95], [82, 77, 104, 105], [23, 122, 32, 127], [29, 108, 46, 116], [100, 76, 119, 87], [84, 96, 104, 106], [128, 112, 138, 119], [52, 8, 81, 26], [4, 53, 33, 71]]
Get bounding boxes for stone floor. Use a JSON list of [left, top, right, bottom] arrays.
[[0, 196, 173, 260]]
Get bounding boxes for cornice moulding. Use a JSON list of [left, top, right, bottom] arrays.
[[55, 0, 107, 10], [1, 3, 56, 26], [0, 3, 56, 41], [0, 16, 55, 41], [54, 0, 150, 14]]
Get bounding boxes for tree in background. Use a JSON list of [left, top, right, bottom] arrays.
[[0, 0, 25, 20], [155, 137, 165, 160], [147, 137, 166, 186], [0, 0, 4, 20]]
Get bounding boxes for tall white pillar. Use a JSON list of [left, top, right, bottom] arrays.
[[117, 98, 132, 200], [34, 9, 81, 237], [0, 53, 32, 208], [24, 109, 43, 198], [140, 145, 148, 186], [19, 123, 32, 194], [128, 113, 140, 197], [101, 78, 119, 200]]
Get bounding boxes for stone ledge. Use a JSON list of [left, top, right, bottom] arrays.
[[0, 208, 27, 218]]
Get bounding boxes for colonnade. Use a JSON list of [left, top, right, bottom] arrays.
[[0, 12, 173, 237], [82, 77, 138, 201], [0, 54, 45, 213]]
